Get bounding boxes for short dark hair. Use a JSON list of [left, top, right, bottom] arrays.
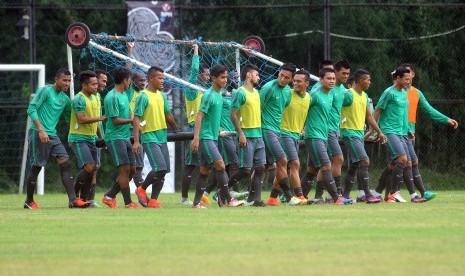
[[95, 69, 106, 79], [347, 75, 355, 85], [354, 69, 370, 83], [280, 63, 296, 76], [132, 71, 145, 79], [112, 67, 131, 85], [319, 68, 335, 78], [400, 63, 414, 73], [334, 59, 351, 71], [392, 67, 410, 79], [55, 68, 71, 78], [319, 60, 333, 69], [210, 64, 229, 78], [200, 63, 209, 73], [79, 70, 97, 84], [147, 66, 164, 79], [241, 64, 259, 81], [295, 69, 310, 82]]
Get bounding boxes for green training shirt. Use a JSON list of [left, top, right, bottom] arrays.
[[27, 84, 71, 136], [304, 87, 333, 140], [328, 83, 346, 132], [376, 85, 408, 135], [220, 91, 235, 132], [408, 88, 449, 133], [104, 89, 131, 141], [260, 79, 291, 132], [199, 88, 223, 141]]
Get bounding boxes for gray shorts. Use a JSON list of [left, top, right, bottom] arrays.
[[342, 137, 369, 164], [262, 129, 286, 164], [238, 137, 266, 168], [130, 128, 145, 168], [184, 125, 200, 166], [305, 138, 331, 168], [405, 137, 418, 163], [219, 135, 238, 166], [106, 139, 136, 167], [28, 129, 69, 167], [281, 134, 299, 162], [199, 139, 222, 167], [71, 141, 98, 169], [144, 142, 170, 173], [327, 130, 343, 157], [385, 134, 408, 163]]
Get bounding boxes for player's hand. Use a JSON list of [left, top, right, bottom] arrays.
[[378, 133, 387, 144], [132, 141, 141, 154], [38, 129, 50, 143], [100, 115, 107, 121], [238, 133, 247, 147], [193, 44, 198, 55], [448, 119, 459, 129], [190, 138, 199, 152], [363, 129, 373, 141], [408, 131, 415, 141]]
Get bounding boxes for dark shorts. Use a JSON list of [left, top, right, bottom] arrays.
[[106, 139, 136, 167], [327, 130, 343, 157], [95, 148, 102, 168], [305, 138, 331, 168], [199, 139, 222, 167], [219, 135, 238, 166], [385, 134, 408, 163], [342, 137, 369, 164], [130, 128, 145, 168], [144, 142, 170, 173], [405, 137, 418, 163], [71, 140, 98, 169], [238, 137, 266, 168], [185, 125, 200, 166], [281, 134, 299, 162], [262, 129, 286, 164], [28, 129, 69, 167]]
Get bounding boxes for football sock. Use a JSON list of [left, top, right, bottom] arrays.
[[25, 166, 42, 203], [120, 186, 132, 205], [412, 165, 426, 197], [216, 169, 231, 202], [142, 170, 155, 190], [403, 166, 416, 195], [181, 165, 196, 198], [314, 181, 324, 199], [270, 189, 280, 198], [266, 168, 276, 190], [89, 184, 96, 201], [228, 163, 240, 192], [294, 187, 303, 197], [278, 177, 293, 202], [251, 165, 265, 202], [391, 162, 405, 193], [322, 170, 338, 200], [133, 169, 144, 187], [60, 161, 77, 201], [343, 166, 357, 198], [75, 169, 93, 200], [357, 166, 372, 197], [375, 168, 389, 194], [334, 175, 342, 195], [106, 180, 120, 198], [193, 173, 209, 206], [301, 172, 316, 197], [151, 170, 166, 200], [205, 170, 217, 194]]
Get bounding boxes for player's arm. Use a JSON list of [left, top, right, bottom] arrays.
[[132, 94, 147, 153], [74, 96, 106, 124], [185, 44, 200, 100], [191, 111, 204, 152], [107, 95, 133, 125], [418, 90, 458, 129], [27, 87, 49, 143], [342, 90, 353, 107], [230, 89, 246, 147], [165, 113, 179, 132], [365, 107, 386, 143], [132, 116, 142, 153]]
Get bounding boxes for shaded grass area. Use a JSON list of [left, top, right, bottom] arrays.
[[1, 192, 465, 275]]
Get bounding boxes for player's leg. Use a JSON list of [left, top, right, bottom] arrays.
[[350, 138, 380, 203], [385, 134, 408, 202], [282, 135, 306, 203], [406, 138, 434, 200], [249, 138, 266, 206], [133, 144, 145, 188], [181, 139, 198, 204], [89, 147, 102, 207], [71, 141, 97, 201], [24, 129, 46, 209], [218, 135, 246, 199], [301, 138, 317, 199], [328, 131, 344, 196]]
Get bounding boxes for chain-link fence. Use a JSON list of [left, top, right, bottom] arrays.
[[1, 0, 464, 193]]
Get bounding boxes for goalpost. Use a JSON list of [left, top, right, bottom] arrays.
[[0, 64, 46, 195]]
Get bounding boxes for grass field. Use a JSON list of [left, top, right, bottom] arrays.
[[1, 191, 465, 275]]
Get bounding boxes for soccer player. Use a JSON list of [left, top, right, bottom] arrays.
[[228, 64, 267, 207], [132, 66, 178, 208], [303, 68, 348, 205], [190, 64, 245, 208], [69, 71, 106, 205], [101, 67, 138, 208], [181, 44, 210, 205], [89, 69, 107, 207], [126, 71, 147, 188], [24, 68, 89, 209], [372, 67, 416, 203], [261, 63, 303, 206], [401, 63, 458, 200], [279, 69, 311, 203], [339, 69, 385, 203]]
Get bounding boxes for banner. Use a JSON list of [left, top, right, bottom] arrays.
[[127, 1, 177, 72]]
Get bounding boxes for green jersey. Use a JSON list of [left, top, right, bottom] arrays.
[[260, 79, 291, 132], [304, 88, 333, 140], [27, 84, 71, 136], [328, 83, 346, 131], [310, 81, 321, 95], [199, 88, 223, 141], [376, 85, 408, 135], [104, 89, 131, 141], [220, 91, 235, 132]]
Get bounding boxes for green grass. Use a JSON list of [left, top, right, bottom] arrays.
[[1, 191, 465, 275]]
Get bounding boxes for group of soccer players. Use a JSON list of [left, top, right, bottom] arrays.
[[22, 43, 458, 209]]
